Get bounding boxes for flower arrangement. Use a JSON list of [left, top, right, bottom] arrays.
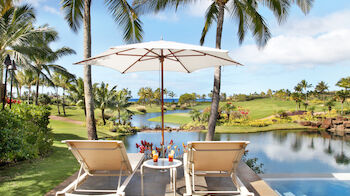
[[136, 139, 186, 159]]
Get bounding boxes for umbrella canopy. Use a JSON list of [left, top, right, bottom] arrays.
[[75, 40, 242, 73], [75, 40, 242, 146]]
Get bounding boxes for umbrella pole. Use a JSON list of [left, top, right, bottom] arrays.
[[160, 55, 165, 148]]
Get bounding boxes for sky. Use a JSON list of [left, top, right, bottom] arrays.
[[20, 0, 350, 98]]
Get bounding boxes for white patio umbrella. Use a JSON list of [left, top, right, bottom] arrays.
[[75, 40, 242, 145]]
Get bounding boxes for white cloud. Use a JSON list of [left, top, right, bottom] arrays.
[[43, 5, 61, 16], [21, 0, 47, 7], [186, 0, 212, 17], [230, 10, 350, 68], [148, 11, 179, 22]]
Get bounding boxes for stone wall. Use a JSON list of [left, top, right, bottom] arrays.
[[299, 116, 350, 136]]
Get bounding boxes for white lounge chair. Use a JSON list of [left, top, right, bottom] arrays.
[[183, 141, 253, 196], [56, 140, 144, 196]]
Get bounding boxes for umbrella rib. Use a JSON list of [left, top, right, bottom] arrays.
[[145, 48, 161, 57], [191, 50, 243, 65], [168, 49, 190, 73], [121, 49, 153, 73], [74, 48, 135, 64], [139, 56, 159, 62], [164, 49, 185, 57]]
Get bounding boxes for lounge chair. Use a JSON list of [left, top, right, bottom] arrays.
[[183, 141, 253, 196], [56, 140, 144, 196]]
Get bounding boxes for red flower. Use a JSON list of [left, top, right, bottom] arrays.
[[170, 140, 174, 145], [136, 143, 139, 148]]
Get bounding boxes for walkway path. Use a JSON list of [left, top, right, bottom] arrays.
[[49, 115, 84, 125]]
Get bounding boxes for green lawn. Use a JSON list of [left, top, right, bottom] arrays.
[[0, 120, 116, 196], [148, 113, 192, 124]]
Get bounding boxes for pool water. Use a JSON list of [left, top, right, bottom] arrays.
[[266, 180, 350, 196]]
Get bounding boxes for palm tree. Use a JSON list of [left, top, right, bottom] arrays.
[[315, 81, 329, 103], [325, 100, 335, 114], [0, 4, 35, 82], [168, 91, 175, 102], [115, 89, 133, 124], [137, 87, 147, 105], [144, 87, 153, 106], [291, 92, 302, 110], [298, 80, 312, 101], [17, 27, 76, 105], [336, 77, 350, 91], [189, 109, 201, 121], [221, 102, 235, 120], [68, 77, 86, 116], [335, 90, 349, 115], [136, 0, 314, 140], [94, 82, 118, 125], [52, 72, 76, 116], [14, 69, 29, 99], [61, 0, 143, 140]]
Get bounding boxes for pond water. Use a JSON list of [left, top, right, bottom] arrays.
[[130, 109, 189, 129], [117, 130, 350, 174]]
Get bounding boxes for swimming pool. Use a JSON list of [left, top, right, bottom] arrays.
[[266, 180, 350, 196]]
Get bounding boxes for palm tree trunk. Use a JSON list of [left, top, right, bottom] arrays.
[[102, 108, 106, 125], [35, 73, 40, 105], [206, 3, 224, 141], [62, 87, 66, 116], [56, 88, 60, 115], [28, 86, 31, 104], [118, 109, 121, 124], [83, 0, 97, 140]]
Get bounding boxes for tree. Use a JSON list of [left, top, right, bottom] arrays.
[[179, 93, 196, 104], [221, 102, 235, 120], [202, 94, 206, 100], [291, 92, 302, 110], [189, 109, 201, 121], [336, 77, 350, 91], [115, 89, 133, 124], [315, 81, 329, 102], [94, 82, 118, 125], [0, 4, 35, 82], [144, 87, 153, 106], [52, 72, 76, 116], [298, 80, 312, 101], [325, 100, 335, 114], [14, 25, 76, 105], [168, 91, 175, 102], [137, 87, 147, 105], [335, 90, 349, 115], [68, 78, 86, 116], [267, 89, 273, 98], [61, 0, 143, 140]]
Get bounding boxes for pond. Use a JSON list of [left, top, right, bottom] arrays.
[[117, 130, 350, 174], [130, 109, 190, 129]]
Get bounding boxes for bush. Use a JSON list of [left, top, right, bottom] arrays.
[[38, 94, 51, 105], [136, 106, 147, 113], [0, 104, 52, 165]]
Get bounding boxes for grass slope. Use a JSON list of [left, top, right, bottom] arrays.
[[0, 120, 114, 196]]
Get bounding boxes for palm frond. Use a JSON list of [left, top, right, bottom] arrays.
[[200, 1, 218, 45], [60, 0, 84, 32], [105, 0, 143, 43]]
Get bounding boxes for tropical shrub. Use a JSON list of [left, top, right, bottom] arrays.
[[0, 104, 52, 165], [38, 94, 51, 105], [178, 93, 196, 104]]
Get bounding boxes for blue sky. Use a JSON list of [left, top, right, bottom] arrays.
[[22, 0, 350, 97]]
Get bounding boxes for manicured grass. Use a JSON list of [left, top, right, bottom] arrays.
[[0, 120, 116, 196], [214, 123, 308, 133], [148, 113, 192, 124]]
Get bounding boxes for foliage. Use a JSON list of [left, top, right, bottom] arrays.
[[0, 104, 52, 165], [179, 93, 196, 104], [38, 94, 51, 105], [242, 151, 264, 174]]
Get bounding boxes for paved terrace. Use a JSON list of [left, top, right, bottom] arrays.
[[46, 154, 277, 196]]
